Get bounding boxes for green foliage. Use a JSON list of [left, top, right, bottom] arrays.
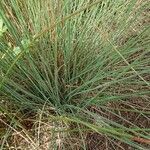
[[0, 17, 7, 37], [0, 0, 150, 149]]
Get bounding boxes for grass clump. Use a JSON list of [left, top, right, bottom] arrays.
[[0, 0, 150, 149]]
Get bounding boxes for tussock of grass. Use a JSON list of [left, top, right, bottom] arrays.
[[0, 0, 150, 149]]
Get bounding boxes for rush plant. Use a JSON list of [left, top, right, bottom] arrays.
[[0, 0, 150, 149]]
